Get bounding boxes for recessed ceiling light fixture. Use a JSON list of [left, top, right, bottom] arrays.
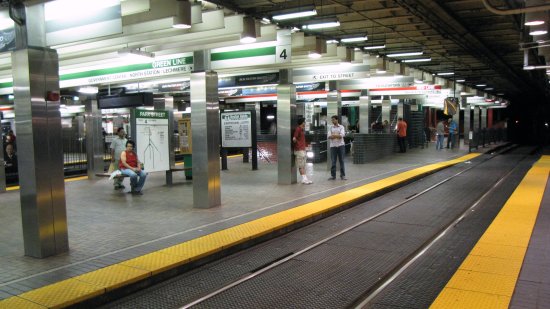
[[272, 7, 317, 21], [363, 44, 386, 50], [386, 51, 423, 57], [402, 58, 431, 63], [341, 36, 368, 43]]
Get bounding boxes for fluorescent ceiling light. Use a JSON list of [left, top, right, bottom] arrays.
[[525, 20, 545, 26], [437, 72, 454, 76], [118, 47, 154, 59], [363, 45, 385, 50], [341, 36, 368, 43], [326, 40, 339, 44], [530, 30, 548, 36], [303, 21, 340, 30], [308, 52, 322, 59], [272, 9, 317, 21], [402, 58, 431, 63], [456, 79, 465, 82], [476, 84, 487, 87], [485, 88, 494, 90], [240, 36, 256, 43], [78, 86, 99, 94], [387, 51, 423, 57]]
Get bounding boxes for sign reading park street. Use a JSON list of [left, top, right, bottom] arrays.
[[134, 110, 170, 173]]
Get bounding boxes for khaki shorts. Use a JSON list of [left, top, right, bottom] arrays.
[[294, 150, 306, 169]]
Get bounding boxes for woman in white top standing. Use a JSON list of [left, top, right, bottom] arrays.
[[327, 115, 347, 180]]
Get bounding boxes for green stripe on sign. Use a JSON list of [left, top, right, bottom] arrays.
[[0, 82, 13, 88], [211, 47, 275, 61], [60, 63, 152, 81]]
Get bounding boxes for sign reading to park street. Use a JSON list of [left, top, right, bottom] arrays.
[[221, 112, 252, 148], [134, 110, 170, 173]]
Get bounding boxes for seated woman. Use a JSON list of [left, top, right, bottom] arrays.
[[119, 140, 147, 195]]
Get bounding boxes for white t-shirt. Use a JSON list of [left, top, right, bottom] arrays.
[[327, 124, 345, 148], [110, 137, 127, 162]]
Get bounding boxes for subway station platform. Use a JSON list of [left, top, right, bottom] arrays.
[[0, 142, 548, 308]]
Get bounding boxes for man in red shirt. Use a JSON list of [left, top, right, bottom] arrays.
[[119, 140, 147, 195], [292, 117, 312, 184], [396, 117, 408, 153]]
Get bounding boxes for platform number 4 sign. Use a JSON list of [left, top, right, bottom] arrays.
[[276, 45, 291, 63]]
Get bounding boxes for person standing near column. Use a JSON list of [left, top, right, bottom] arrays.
[[327, 115, 347, 180], [396, 117, 408, 153], [293, 117, 312, 184], [436, 119, 445, 150], [447, 118, 457, 149], [110, 127, 127, 190]]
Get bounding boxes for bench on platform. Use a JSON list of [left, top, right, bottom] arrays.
[[95, 172, 128, 179], [165, 166, 192, 185]]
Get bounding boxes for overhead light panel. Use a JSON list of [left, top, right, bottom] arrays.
[[302, 18, 340, 30], [529, 25, 548, 36], [402, 58, 431, 63], [341, 36, 368, 43], [363, 44, 385, 50], [118, 47, 154, 59], [326, 40, 339, 44], [272, 7, 317, 21], [456, 79, 465, 82], [525, 10, 546, 26], [78, 86, 99, 94], [173, 0, 192, 29], [437, 72, 454, 76], [476, 84, 487, 87], [387, 51, 423, 57]]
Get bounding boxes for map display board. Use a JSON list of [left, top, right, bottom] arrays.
[[134, 110, 170, 172], [178, 114, 192, 154], [221, 111, 252, 148]]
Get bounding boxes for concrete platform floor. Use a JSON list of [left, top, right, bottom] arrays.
[[0, 143, 482, 299]]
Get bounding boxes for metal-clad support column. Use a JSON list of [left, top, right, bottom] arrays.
[[381, 95, 391, 123], [163, 97, 175, 169], [358, 92, 370, 133], [463, 104, 471, 144], [13, 47, 68, 258], [191, 50, 220, 208], [480, 107, 487, 129], [85, 98, 104, 177], [473, 106, 481, 131], [327, 81, 341, 170], [277, 69, 296, 185], [397, 101, 404, 119], [0, 137, 5, 192]]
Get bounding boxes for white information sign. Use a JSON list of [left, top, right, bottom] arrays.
[[134, 110, 170, 172], [221, 112, 252, 148]]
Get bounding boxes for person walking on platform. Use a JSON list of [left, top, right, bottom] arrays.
[[328, 115, 347, 180], [446, 118, 457, 149], [396, 117, 407, 153], [293, 117, 312, 184], [119, 140, 147, 195], [436, 120, 446, 150], [110, 127, 127, 190]]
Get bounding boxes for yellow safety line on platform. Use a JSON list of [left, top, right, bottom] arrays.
[[5, 176, 88, 191], [431, 155, 550, 309], [0, 153, 480, 309]]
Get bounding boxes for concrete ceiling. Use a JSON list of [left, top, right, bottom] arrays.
[[208, 0, 550, 101]]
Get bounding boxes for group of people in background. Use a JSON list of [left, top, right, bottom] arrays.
[[435, 118, 457, 150], [3, 130, 17, 177]]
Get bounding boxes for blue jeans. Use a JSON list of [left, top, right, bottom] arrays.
[[330, 145, 346, 178], [120, 168, 147, 192], [436, 134, 444, 149]]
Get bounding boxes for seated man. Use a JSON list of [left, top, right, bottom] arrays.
[[119, 140, 147, 195]]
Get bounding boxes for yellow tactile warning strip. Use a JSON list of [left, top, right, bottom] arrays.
[[6, 175, 88, 191], [0, 153, 480, 309], [431, 155, 550, 309]]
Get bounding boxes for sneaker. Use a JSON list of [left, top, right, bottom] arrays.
[[328, 177, 336, 180], [301, 179, 313, 184], [131, 190, 143, 195], [340, 176, 347, 180], [114, 184, 125, 190]]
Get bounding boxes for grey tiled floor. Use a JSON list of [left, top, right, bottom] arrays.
[[0, 144, 472, 299]]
